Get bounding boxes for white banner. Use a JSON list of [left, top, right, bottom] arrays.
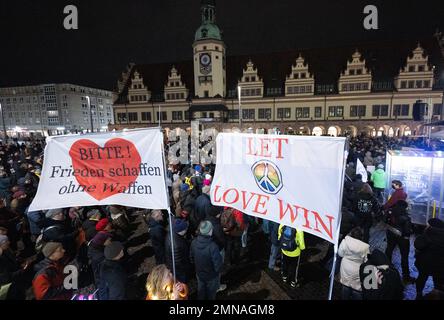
[[356, 159, 368, 182], [210, 133, 346, 244], [29, 128, 169, 211]]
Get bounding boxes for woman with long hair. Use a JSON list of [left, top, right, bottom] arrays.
[[145, 264, 188, 300]]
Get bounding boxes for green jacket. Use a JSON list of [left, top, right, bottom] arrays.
[[371, 169, 386, 189]]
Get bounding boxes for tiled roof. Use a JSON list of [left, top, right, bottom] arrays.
[[114, 36, 444, 104]]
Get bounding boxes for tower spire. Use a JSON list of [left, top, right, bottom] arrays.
[[201, 0, 216, 24]]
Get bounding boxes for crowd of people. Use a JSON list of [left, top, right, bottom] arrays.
[[332, 134, 444, 300], [0, 134, 443, 300]]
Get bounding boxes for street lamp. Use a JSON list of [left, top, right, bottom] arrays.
[[0, 103, 7, 142], [85, 96, 93, 132], [237, 85, 242, 129]]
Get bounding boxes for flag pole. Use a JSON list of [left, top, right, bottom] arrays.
[[328, 138, 348, 300]]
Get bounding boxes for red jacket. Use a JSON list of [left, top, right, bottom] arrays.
[[383, 188, 407, 210], [32, 258, 72, 300]]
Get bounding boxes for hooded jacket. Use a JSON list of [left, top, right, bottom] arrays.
[[370, 169, 386, 189], [190, 235, 223, 281], [359, 250, 403, 300], [193, 193, 211, 230], [338, 235, 370, 291]]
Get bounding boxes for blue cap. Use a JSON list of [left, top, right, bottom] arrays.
[[174, 218, 189, 233]]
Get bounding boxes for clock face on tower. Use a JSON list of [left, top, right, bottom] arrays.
[[199, 53, 212, 75]]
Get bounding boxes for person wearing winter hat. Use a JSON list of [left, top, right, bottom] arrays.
[[45, 208, 64, 220], [174, 218, 189, 235], [165, 218, 191, 284], [41, 208, 78, 260], [82, 209, 102, 241], [190, 221, 224, 300], [414, 218, 444, 299], [194, 165, 202, 175], [370, 164, 386, 203], [99, 241, 127, 300], [108, 206, 130, 238], [33, 242, 72, 300]]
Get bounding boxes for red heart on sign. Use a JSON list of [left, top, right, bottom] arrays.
[[69, 138, 142, 201]]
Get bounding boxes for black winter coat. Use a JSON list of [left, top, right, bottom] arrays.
[[190, 235, 223, 281], [414, 225, 444, 275], [165, 231, 191, 276], [386, 204, 412, 238], [87, 243, 105, 267], [148, 218, 166, 264], [194, 194, 212, 222], [99, 260, 127, 300], [352, 192, 379, 227], [206, 215, 226, 250], [359, 262, 403, 300]]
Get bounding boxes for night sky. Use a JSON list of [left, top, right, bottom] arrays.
[[1, 0, 443, 90]]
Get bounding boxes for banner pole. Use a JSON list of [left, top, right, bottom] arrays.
[[167, 207, 177, 282], [328, 235, 339, 300], [328, 138, 348, 300], [159, 128, 176, 282]]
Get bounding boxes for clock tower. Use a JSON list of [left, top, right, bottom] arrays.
[[193, 0, 226, 98]]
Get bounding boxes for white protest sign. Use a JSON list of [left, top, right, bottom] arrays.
[[29, 128, 169, 211], [356, 159, 368, 182], [210, 133, 346, 244]]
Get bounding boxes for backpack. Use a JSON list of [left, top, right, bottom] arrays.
[[35, 225, 62, 251], [220, 208, 242, 237], [280, 226, 297, 251]]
